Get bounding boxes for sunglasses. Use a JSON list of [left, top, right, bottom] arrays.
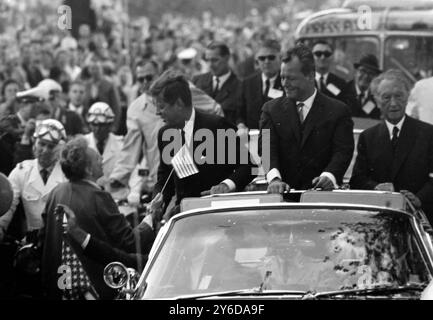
[[257, 55, 277, 62], [313, 51, 332, 58], [137, 75, 154, 83]]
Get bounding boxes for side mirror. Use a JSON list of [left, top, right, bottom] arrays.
[[103, 262, 129, 289]]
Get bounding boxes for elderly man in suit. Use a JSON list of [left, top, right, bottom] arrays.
[[237, 39, 284, 135], [259, 44, 354, 193], [193, 41, 241, 125], [312, 41, 347, 103], [150, 71, 255, 218], [350, 69, 433, 223], [342, 54, 382, 119]]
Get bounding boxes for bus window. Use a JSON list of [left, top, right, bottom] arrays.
[[384, 36, 433, 81], [300, 37, 379, 81]]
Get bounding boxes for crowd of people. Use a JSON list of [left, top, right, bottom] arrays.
[[0, 3, 433, 300]]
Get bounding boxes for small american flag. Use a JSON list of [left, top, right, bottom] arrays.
[[171, 144, 199, 179]]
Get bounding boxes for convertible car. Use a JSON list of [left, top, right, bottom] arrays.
[[104, 190, 433, 300]]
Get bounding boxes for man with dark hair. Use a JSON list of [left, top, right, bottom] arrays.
[[350, 69, 433, 223], [237, 39, 284, 134], [342, 54, 382, 119], [259, 44, 354, 193], [312, 40, 347, 102], [193, 41, 241, 125], [150, 71, 255, 218]]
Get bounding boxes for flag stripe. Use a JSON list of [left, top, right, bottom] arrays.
[[171, 144, 198, 179]]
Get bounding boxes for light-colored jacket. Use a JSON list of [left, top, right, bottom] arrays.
[[85, 132, 144, 198], [0, 159, 66, 232], [109, 93, 164, 190]]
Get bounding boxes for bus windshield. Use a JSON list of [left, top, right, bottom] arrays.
[[385, 36, 433, 81]]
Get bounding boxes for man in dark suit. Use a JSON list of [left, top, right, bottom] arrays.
[[312, 41, 347, 103], [237, 39, 284, 133], [150, 71, 254, 216], [350, 69, 433, 223], [259, 44, 354, 193], [342, 54, 382, 119], [193, 41, 241, 125]]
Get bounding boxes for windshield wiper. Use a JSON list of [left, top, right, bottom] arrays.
[[175, 289, 307, 300], [303, 283, 427, 299]]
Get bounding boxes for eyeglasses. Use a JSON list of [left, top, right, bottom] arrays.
[[137, 75, 154, 83], [257, 55, 277, 62], [313, 51, 332, 58]]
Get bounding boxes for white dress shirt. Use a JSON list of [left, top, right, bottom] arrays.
[[213, 71, 231, 91], [385, 116, 406, 139], [315, 72, 329, 89], [261, 73, 278, 94], [266, 89, 338, 188], [183, 107, 236, 191]]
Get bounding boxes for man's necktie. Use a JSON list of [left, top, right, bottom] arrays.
[[213, 77, 220, 97], [263, 78, 270, 99], [319, 75, 326, 92], [391, 126, 399, 151], [96, 140, 105, 155], [180, 129, 186, 146], [40, 168, 49, 185], [297, 102, 305, 124], [358, 91, 365, 106]]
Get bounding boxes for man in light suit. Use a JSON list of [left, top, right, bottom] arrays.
[[259, 44, 354, 193], [0, 119, 67, 242], [84, 102, 144, 201], [350, 69, 433, 223], [193, 41, 241, 125], [237, 39, 284, 134]]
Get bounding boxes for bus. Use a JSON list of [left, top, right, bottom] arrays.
[[294, 0, 433, 83]]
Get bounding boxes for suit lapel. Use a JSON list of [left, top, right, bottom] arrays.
[[377, 122, 394, 172], [391, 117, 417, 180], [278, 97, 301, 144], [215, 73, 235, 101], [300, 94, 324, 148], [202, 73, 214, 96]]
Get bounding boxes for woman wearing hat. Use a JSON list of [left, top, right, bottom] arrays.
[[0, 119, 67, 243], [342, 54, 382, 119]]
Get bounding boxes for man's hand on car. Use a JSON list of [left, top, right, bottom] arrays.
[[267, 178, 290, 194], [312, 176, 334, 191]]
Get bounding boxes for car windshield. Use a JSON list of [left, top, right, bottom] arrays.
[[141, 208, 430, 299]]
